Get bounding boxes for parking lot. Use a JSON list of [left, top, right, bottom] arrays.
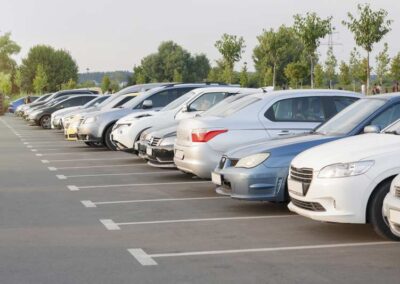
[[1, 114, 400, 284]]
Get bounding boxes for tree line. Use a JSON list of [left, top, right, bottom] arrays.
[[0, 3, 398, 97]]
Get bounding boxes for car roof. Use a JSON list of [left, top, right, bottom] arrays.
[[250, 89, 362, 100], [189, 86, 259, 94]]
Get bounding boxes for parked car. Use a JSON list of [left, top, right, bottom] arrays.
[[15, 94, 52, 116], [22, 89, 97, 119], [140, 91, 265, 168], [51, 95, 110, 129], [287, 118, 400, 241], [383, 175, 400, 238], [63, 83, 172, 142], [111, 87, 258, 153], [29, 95, 98, 128], [174, 89, 361, 179], [77, 83, 222, 150], [9, 96, 39, 113], [213, 93, 400, 202]]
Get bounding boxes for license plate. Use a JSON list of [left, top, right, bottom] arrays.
[[211, 172, 222, 185], [146, 147, 152, 156], [175, 149, 184, 160], [288, 179, 304, 196], [389, 209, 400, 225], [134, 142, 139, 150]]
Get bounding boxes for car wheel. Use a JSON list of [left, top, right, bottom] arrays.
[[40, 115, 51, 129], [103, 124, 117, 151], [368, 181, 400, 241]]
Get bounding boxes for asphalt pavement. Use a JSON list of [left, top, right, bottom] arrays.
[[0, 114, 399, 284]]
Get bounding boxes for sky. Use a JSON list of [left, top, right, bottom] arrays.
[[1, 0, 399, 73]]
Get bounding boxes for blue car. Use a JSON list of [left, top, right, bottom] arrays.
[[213, 93, 400, 202], [8, 96, 38, 113]]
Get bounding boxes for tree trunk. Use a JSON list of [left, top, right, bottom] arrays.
[[272, 63, 276, 89], [366, 52, 370, 95], [310, 56, 314, 89]]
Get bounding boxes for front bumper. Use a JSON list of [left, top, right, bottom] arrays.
[[383, 193, 400, 237], [174, 143, 221, 179], [287, 174, 372, 224], [213, 164, 288, 202], [77, 123, 102, 143], [111, 124, 134, 151], [146, 144, 176, 168]]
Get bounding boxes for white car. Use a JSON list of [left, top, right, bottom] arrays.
[[383, 175, 400, 238], [111, 87, 258, 152], [288, 119, 400, 240], [174, 89, 361, 179]]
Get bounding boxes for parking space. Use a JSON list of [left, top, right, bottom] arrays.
[[1, 115, 400, 283]]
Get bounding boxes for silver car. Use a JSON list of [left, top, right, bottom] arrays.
[[174, 89, 361, 179]]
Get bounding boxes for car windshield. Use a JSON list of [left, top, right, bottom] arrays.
[[84, 96, 108, 108], [161, 91, 195, 111], [202, 95, 260, 117], [121, 87, 166, 108], [316, 98, 387, 136]]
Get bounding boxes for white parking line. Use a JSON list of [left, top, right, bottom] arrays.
[[36, 151, 110, 156], [128, 241, 396, 266], [81, 196, 229, 207], [47, 164, 145, 171], [57, 171, 178, 179], [100, 215, 296, 230], [68, 181, 211, 191], [31, 149, 37, 152], [40, 157, 134, 163]]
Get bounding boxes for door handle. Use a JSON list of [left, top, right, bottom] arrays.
[[278, 130, 290, 136]]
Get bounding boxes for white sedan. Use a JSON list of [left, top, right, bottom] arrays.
[[383, 175, 400, 238]]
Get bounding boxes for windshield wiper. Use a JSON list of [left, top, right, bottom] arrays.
[[383, 130, 400, 135]]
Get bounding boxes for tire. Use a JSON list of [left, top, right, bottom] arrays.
[[103, 124, 117, 151], [368, 181, 400, 241], [39, 115, 51, 129]]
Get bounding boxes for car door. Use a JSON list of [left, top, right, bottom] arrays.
[[261, 95, 326, 139]]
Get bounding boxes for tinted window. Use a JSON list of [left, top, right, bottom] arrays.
[[266, 97, 325, 122], [61, 97, 83, 107], [334, 97, 358, 112], [189, 92, 228, 111], [148, 88, 194, 108], [370, 104, 400, 130], [113, 96, 135, 108], [81, 96, 95, 104]]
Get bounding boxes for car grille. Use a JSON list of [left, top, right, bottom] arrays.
[[149, 137, 161, 147], [395, 186, 400, 198], [291, 197, 325, 212], [290, 166, 313, 183]]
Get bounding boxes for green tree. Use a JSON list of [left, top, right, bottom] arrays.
[[391, 52, 400, 82], [101, 75, 111, 92], [61, 78, 77, 90], [207, 67, 222, 82], [20, 45, 78, 92], [284, 62, 308, 88], [253, 26, 304, 88], [14, 69, 22, 92], [375, 42, 390, 85], [324, 46, 337, 88], [338, 61, 351, 87], [173, 69, 183, 82], [240, 62, 249, 87], [342, 3, 392, 94], [0, 32, 21, 74], [313, 64, 324, 88], [293, 12, 332, 88], [349, 48, 363, 90], [214, 34, 246, 83], [33, 64, 48, 94], [78, 80, 96, 88], [0, 72, 12, 95]]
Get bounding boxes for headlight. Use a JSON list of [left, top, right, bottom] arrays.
[[160, 136, 176, 146], [83, 116, 97, 124], [318, 160, 374, 178], [235, 153, 270, 169]]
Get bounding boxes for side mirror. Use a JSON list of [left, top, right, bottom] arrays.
[[142, 100, 153, 109], [58, 105, 64, 109], [183, 103, 190, 112], [364, 125, 380, 134]]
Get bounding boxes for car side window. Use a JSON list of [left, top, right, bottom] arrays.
[[114, 96, 134, 107], [81, 97, 94, 104], [333, 97, 358, 112], [265, 97, 325, 122], [370, 104, 400, 130], [148, 90, 170, 108], [189, 92, 228, 111]]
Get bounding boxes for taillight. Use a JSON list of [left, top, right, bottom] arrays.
[[191, 129, 228, 142]]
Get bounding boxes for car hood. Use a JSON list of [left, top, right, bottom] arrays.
[[292, 133, 400, 170], [53, 106, 81, 117], [116, 109, 164, 124]]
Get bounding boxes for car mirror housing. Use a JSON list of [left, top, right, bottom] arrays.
[[364, 125, 380, 134], [142, 100, 153, 109]]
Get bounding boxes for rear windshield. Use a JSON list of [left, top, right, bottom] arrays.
[[202, 95, 261, 117]]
